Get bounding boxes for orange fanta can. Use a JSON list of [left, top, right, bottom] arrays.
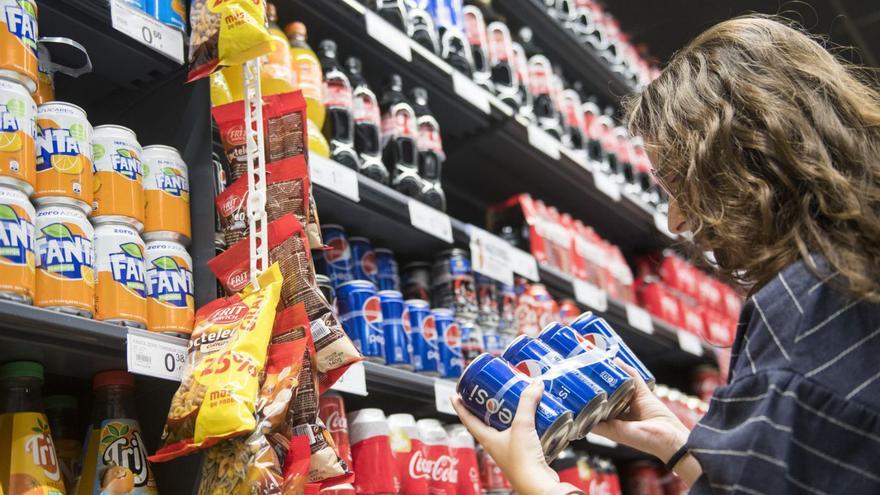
[[0, 0, 38, 92], [145, 240, 194, 336], [0, 78, 34, 195], [34, 203, 94, 317], [34, 101, 93, 212], [94, 220, 146, 328], [142, 145, 190, 244], [91, 125, 144, 229], [0, 184, 34, 303]]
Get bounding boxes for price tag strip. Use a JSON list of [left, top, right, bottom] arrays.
[[677, 331, 705, 356], [654, 211, 676, 239], [593, 172, 621, 202], [468, 225, 514, 286], [527, 125, 561, 160], [625, 304, 655, 335], [330, 361, 368, 396], [109, 0, 184, 64], [126, 328, 187, 381], [310, 154, 360, 202], [573, 279, 609, 313], [364, 10, 413, 62], [409, 199, 454, 244], [560, 146, 589, 170], [434, 379, 458, 416], [509, 247, 540, 281], [452, 71, 491, 114]]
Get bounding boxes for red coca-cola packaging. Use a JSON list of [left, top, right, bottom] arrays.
[[636, 277, 682, 328], [319, 392, 353, 469], [387, 414, 430, 495], [446, 425, 482, 495], [321, 484, 356, 495], [416, 419, 457, 495], [571, 221, 608, 289], [691, 365, 722, 402], [625, 461, 664, 495], [558, 298, 580, 326], [696, 271, 723, 308], [551, 449, 587, 492], [679, 299, 706, 337], [476, 444, 512, 494], [604, 243, 634, 303], [659, 255, 699, 299], [486, 194, 572, 273], [347, 409, 400, 495], [702, 309, 734, 347]]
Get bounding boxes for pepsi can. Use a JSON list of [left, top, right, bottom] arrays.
[[461, 321, 485, 366], [349, 236, 379, 285], [502, 335, 607, 439], [433, 308, 463, 378], [407, 299, 439, 375], [570, 312, 656, 389], [457, 353, 573, 462], [482, 326, 505, 357], [497, 280, 516, 333], [538, 322, 634, 419], [375, 248, 401, 291], [475, 273, 500, 329], [336, 280, 384, 362], [322, 224, 354, 288], [379, 290, 412, 369], [402, 261, 432, 301], [419, 0, 464, 31], [432, 249, 477, 320]]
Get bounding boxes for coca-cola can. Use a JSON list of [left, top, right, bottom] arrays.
[[347, 408, 401, 494], [477, 444, 512, 494], [445, 424, 483, 495], [416, 419, 458, 495], [318, 392, 352, 469], [387, 413, 430, 495]]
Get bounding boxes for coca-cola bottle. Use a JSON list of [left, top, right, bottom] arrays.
[[345, 56, 390, 184], [560, 88, 586, 154], [486, 21, 519, 108], [462, 5, 493, 91], [528, 54, 563, 139], [387, 413, 430, 495], [348, 408, 400, 494], [613, 125, 634, 186], [430, 0, 473, 76], [406, 1, 440, 54], [409, 86, 446, 211], [445, 425, 482, 495], [319, 39, 361, 170], [375, 0, 408, 32], [380, 74, 422, 197], [598, 106, 619, 177], [511, 41, 533, 123], [416, 419, 457, 495]]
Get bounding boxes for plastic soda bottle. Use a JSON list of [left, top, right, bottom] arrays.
[[285, 21, 325, 128], [318, 39, 360, 170]]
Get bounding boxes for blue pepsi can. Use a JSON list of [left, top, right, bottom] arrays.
[[502, 335, 607, 439], [570, 312, 656, 389], [379, 290, 412, 369], [419, 0, 464, 31], [349, 237, 379, 285], [461, 321, 485, 366], [537, 322, 634, 419], [482, 328, 505, 357], [336, 280, 384, 362], [433, 308, 463, 378], [144, 0, 187, 31], [375, 248, 401, 291], [407, 299, 438, 375], [457, 353, 573, 461], [321, 225, 354, 289]]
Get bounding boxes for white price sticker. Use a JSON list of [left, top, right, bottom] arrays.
[[310, 154, 360, 202], [654, 211, 676, 239], [593, 172, 621, 201], [677, 331, 705, 356], [573, 280, 608, 313], [331, 361, 368, 396], [625, 304, 655, 334], [468, 225, 514, 286], [586, 433, 618, 448], [452, 71, 491, 114], [527, 126, 561, 160], [409, 199, 454, 244], [110, 0, 184, 64], [126, 329, 187, 381], [434, 379, 457, 415], [509, 247, 540, 281], [364, 11, 413, 61]]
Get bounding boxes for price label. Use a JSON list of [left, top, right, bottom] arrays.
[[365, 11, 412, 61], [593, 172, 621, 201], [434, 379, 457, 416], [509, 247, 540, 281], [560, 147, 589, 170], [310, 154, 360, 202], [654, 211, 676, 239], [586, 433, 618, 448], [452, 71, 491, 114], [126, 329, 187, 381], [331, 361, 368, 396], [110, 0, 184, 64], [573, 280, 608, 313], [677, 331, 704, 356], [409, 199, 454, 244], [625, 304, 654, 334], [468, 225, 514, 286], [527, 126, 561, 160]]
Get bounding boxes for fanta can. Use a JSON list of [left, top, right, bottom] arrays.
[[145, 240, 194, 336], [0, 0, 38, 92], [0, 78, 35, 194], [0, 184, 34, 303], [34, 203, 94, 317], [91, 125, 144, 229], [142, 145, 190, 244], [34, 101, 93, 212], [94, 220, 146, 328]]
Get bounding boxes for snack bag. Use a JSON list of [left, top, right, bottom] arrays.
[[151, 264, 284, 462], [282, 434, 312, 495], [188, 0, 274, 80]]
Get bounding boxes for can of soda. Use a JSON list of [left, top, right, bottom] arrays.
[[497, 280, 516, 332], [145, 239, 194, 336], [349, 236, 378, 285], [457, 353, 573, 462], [91, 125, 144, 229], [402, 261, 431, 301], [502, 335, 607, 439], [475, 273, 500, 329], [142, 144, 190, 245], [558, 298, 579, 326], [482, 327, 504, 357], [322, 224, 354, 288], [34, 101, 93, 213], [570, 312, 655, 389], [336, 280, 384, 362], [434, 308, 463, 378], [315, 273, 335, 306], [379, 289, 412, 369], [461, 321, 484, 366], [0, 185, 34, 303], [374, 247, 400, 291], [431, 249, 477, 319], [34, 203, 94, 316], [93, 220, 147, 328], [0, 79, 36, 195], [537, 322, 634, 419], [407, 299, 438, 375]]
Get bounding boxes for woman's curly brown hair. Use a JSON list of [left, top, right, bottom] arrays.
[[625, 16, 880, 302]]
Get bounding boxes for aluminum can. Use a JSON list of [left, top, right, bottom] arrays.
[[34, 101, 92, 212], [349, 236, 378, 285], [336, 279, 384, 362], [91, 124, 144, 228], [347, 408, 400, 495], [145, 239, 194, 335], [0, 0, 38, 92], [142, 145, 190, 244], [433, 308, 462, 378], [0, 78, 35, 194], [379, 289, 411, 368], [456, 353, 572, 461], [401, 261, 431, 301], [374, 247, 400, 291], [460, 320, 484, 366], [0, 184, 34, 302], [416, 418, 456, 495], [322, 224, 354, 288], [502, 335, 607, 439], [570, 311, 655, 389], [431, 248, 476, 319], [407, 299, 438, 375], [318, 391, 353, 469], [387, 413, 430, 495], [93, 220, 147, 327], [34, 203, 93, 316], [482, 326, 504, 357], [475, 273, 499, 329]]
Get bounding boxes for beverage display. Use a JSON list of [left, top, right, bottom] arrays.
[[409, 87, 445, 211], [321, 224, 354, 288], [475, 273, 500, 329], [347, 408, 399, 495], [462, 5, 492, 91], [433, 308, 463, 379], [44, 395, 80, 493], [407, 299, 438, 375], [345, 56, 389, 184], [0, 0, 38, 92], [402, 261, 431, 301], [460, 321, 484, 366], [487, 21, 518, 107], [34, 101, 92, 212], [446, 424, 482, 495], [570, 312, 656, 389], [0, 78, 35, 194], [477, 444, 512, 494], [379, 289, 412, 368], [431, 249, 477, 319], [349, 236, 378, 285], [144, 239, 194, 335], [141, 145, 190, 244], [0, 185, 34, 303], [34, 203, 94, 316], [285, 21, 325, 130], [415, 418, 456, 495], [91, 125, 144, 228], [380, 74, 421, 198], [93, 221, 147, 327], [387, 413, 429, 495], [374, 247, 400, 291], [337, 280, 385, 362], [319, 39, 360, 170]]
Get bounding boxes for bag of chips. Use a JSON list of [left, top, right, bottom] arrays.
[[151, 264, 284, 462], [188, 0, 274, 80]]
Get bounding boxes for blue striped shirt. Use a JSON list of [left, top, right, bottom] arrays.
[[687, 257, 880, 494]]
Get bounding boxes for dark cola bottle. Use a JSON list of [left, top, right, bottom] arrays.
[[375, 0, 408, 32], [486, 21, 519, 108], [462, 5, 493, 91], [409, 86, 446, 211], [380, 74, 422, 197], [406, 1, 440, 54], [319, 40, 360, 170], [345, 57, 389, 184], [528, 54, 563, 139]]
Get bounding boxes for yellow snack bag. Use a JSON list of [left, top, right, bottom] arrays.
[[188, 0, 274, 81], [150, 264, 283, 462]]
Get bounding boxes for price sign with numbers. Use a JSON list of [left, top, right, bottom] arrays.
[[364, 11, 412, 61], [110, 0, 184, 64], [509, 247, 540, 281], [593, 172, 621, 201], [409, 199, 454, 243], [625, 304, 655, 334], [678, 331, 704, 356], [468, 225, 514, 286], [527, 126, 561, 160], [573, 279, 609, 313], [310, 154, 360, 202], [126, 329, 187, 381], [330, 361, 368, 396], [434, 379, 457, 415], [452, 71, 491, 114]]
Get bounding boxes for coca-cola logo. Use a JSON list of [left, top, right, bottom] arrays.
[[422, 315, 437, 340], [324, 410, 347, 433], [225, 125, 246, 145], [325, 237, 350, 263], [408, 450, 431, 480], [444, 323, 461, 348], [209, 302, 249, 324], [424, 453, 458, 483], [226, 268, 250, 292]]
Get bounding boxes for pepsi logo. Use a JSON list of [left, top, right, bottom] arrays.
[[324, 237, 351, 263], [363, 296, 383, 325], [444, 323, 461, 348], [574, 331, 606, 352], [423, 315, 437, 340], [226, 268, 250, 291], [209, 302, 249, 325], [402, 308, 411, 334], [513, 359, 546, 377], [361, 251, 378, 275]]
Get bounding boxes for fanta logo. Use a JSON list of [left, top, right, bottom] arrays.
[[38, 223, 93, 280], [147, 256, 194, 307], [4, 1, 37, 53], [100, 423, 149, 486], [37, 128, 81, 172], [514, 359, 547, 377], [24, 417, 61, 481], [113, 149, 143, 181], [226, 267, 250, 291], [324, 410, 347, 433], [0, 204, 32, 264], [156, 167, 188, 196], [109, 242, 145, 298], [467, 384, 514, 424], [422, 315, 437, 340], [445, 323, 461, 348], [209, 302, 248, 324], [409, 450, 431, 479], [0, 104, 20, 133], [325, 237, 350, 263]]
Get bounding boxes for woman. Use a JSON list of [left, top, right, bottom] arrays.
[[453, 16, 880, 495]]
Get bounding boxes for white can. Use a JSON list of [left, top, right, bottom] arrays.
[[94, 221, 146, 327], [142, 144, 190, 244], [145, 239, 194, 336], [34, 203, 94, 316], [91, 124, 144, 229]]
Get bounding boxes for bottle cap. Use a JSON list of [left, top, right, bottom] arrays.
[[45, 394, 77, 410], [409, 87, 428, 106], [345, 56, 363, 74], [319, 39, 337, 58], [0, 361, 44, 382], [387, 74, 403, 91], [93, 370, 135, 390], [267, 3, 277, 23], [284, 21, 308, 39]]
